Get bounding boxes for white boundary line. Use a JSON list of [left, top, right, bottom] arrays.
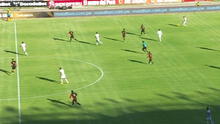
[[73, 59, 104, 91], [14, 21, 22, 124], [0, 59, 104, 101]]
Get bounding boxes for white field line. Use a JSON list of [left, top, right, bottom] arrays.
[[14, 21, 22, 124], [0, 59, 104, 101], [73, 59, 104, 91]]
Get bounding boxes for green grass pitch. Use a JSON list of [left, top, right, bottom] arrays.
[[0, 11, 220, 124]]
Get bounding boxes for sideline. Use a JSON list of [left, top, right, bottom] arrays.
[[14, 21, 22, 124]]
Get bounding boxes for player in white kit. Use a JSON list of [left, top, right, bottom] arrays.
[[20, 42, 28, 56], [95, 32, 103, 45], [157, 29, 163, 42], [182, 16, 188, 26], [59, 67, 69, 84]]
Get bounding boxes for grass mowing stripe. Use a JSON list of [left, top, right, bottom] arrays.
[[1, 12, 219, 124], [14, 21, 22, 124], [0, 59, 104, 101], [196, 13, 220, 43]]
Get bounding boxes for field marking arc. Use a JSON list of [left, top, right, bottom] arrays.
[[0, 59, 104, 101]]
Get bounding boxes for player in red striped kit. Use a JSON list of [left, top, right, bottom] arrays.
[[68, 31, 76, 41], [147, 51, 153, 64], [11, 59, 16, 73], [121, 28, 126, 41], [69, 90, 81, 105]]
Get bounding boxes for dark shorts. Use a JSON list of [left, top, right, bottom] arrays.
[[206, 116, 212, 121], [12, 66, 16, 69], [72, 98, 77, 102]]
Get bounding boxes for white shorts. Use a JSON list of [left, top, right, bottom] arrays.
[[96, 39, 100, 42], [61, 74, 66, 79], [22, 48, 26, 52]]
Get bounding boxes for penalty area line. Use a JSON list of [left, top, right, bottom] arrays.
[[14, 21, 22, 124]]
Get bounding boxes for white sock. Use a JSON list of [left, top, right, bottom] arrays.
[[61, 79, 63, 84], [65, 79, 69, 83]]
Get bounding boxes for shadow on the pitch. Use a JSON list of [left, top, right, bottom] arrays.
[[53, 37, 69, 42], [207, 87, 220, 92], [31, 107, 41, 111], [128, 59, 146, 64], [168, 24, 179, 27], [104, 98, 120, 104], [121, 49, 143, 54], [121, 98, 137, 102], [47, 99, 72, 107], [197, 47, 220, 52], [0, 69, 10, 75], [205, 65, 220, 70], [5, 106, 17, 112], [4, 50, 23, 55], [36, 76, 59, 83], [140, 37, 157, 41], [76, 39, 95, 45], [172, 92, 191, 101], [103, 37, 124, 42], [126, 32, 141, 36], [95, 102, 106, 106], [156, 93, 174, 100], [172, 92, 204, 105], [195, 90, 207, 95], [5, 105, 220, 124]]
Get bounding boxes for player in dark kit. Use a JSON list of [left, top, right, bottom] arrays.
[[140, 24, 146, 35], [121, 28, 126, 41], [69, 90, 81, 105], [147, 51, 153, 64], [68, 31, 76, 41], [11, 59, 16, 73], [206, 106, 214, 124]]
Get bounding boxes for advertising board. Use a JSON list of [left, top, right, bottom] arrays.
[[0, 1, 48, 7]]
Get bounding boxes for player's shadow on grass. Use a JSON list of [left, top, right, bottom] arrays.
[[168, 24, 179, 27], [126, 32, 141, 36], [197, 47, 220, 52], [122, 98, 137, 103], [76, 39, 95, 45], [121, 49, 143, 54], [128, 59, 146, 64], [47, 99, 72, 107], [140, 37, 157, 41], [4, 50, 23, 55], [104, 98, 120, 104], [172, 92, 204, 105], [156, 93, 174, 100], [205, 65, 220, 70], [195, 90, 207, 95], [36, 76, 59, 83], [53, 37, 69, 42], [207, 87, 220, 92], [0, 69, 10, 75], [5, 106, 17, 112], [103, 37, 124, 42]]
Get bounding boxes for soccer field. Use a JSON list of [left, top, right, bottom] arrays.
[[0, 11, 220, 124]]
